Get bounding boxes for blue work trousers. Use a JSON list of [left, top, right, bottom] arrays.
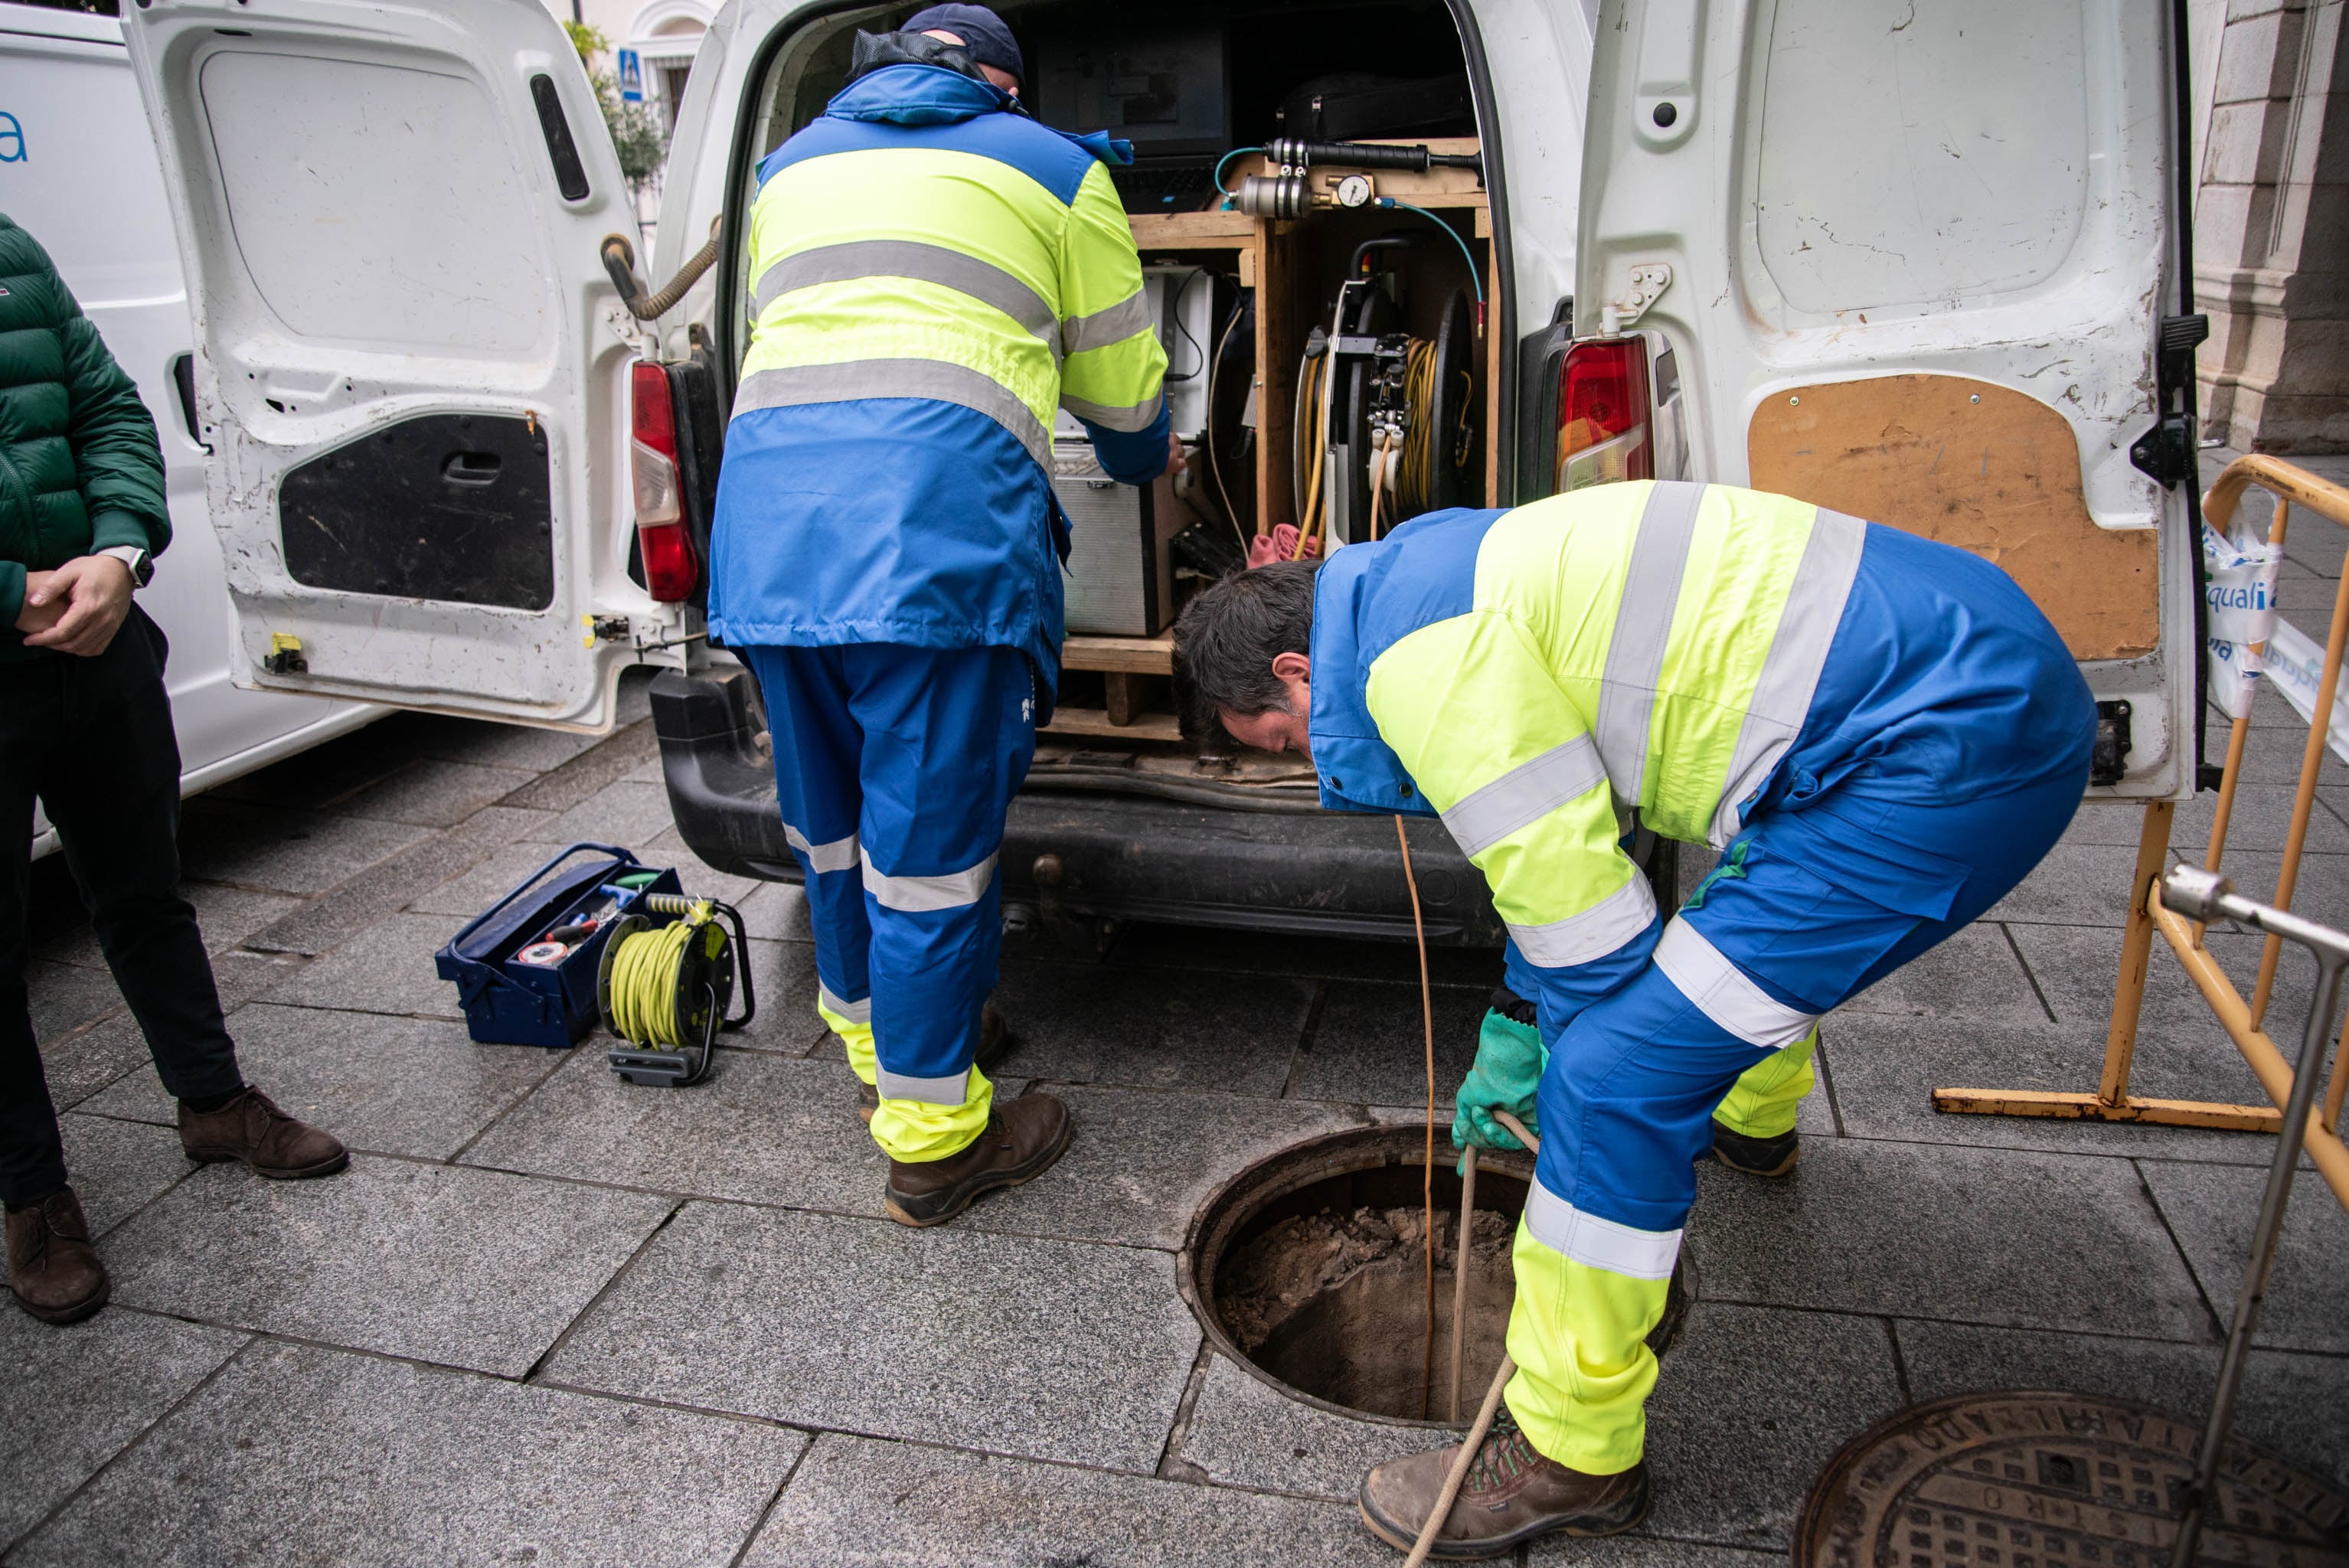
[[741, 643, 1036, 1158]]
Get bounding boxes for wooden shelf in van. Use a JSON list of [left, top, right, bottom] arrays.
[[1042, 705, 1182, 743], [1129, 211, 1257, 250], [1061, 633, 1174, 675]]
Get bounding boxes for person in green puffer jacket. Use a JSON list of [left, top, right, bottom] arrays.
[[2, 214, 348, 1327]]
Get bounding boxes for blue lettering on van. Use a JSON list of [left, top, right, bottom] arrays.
[[0, 113, 23, 163]]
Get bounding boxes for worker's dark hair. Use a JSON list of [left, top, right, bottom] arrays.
[[1173, 561, 1318, 740]]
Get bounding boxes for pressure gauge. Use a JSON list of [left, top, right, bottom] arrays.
[[1335, 174, 1374, 208]]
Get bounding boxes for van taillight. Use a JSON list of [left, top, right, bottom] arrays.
[[629, 361, 696, 603], [1557, 338, 1653, 492]]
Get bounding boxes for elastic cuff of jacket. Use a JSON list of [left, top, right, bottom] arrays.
[[86, 508, 159, 555], [1083, 400, 1171, 486], [0, 561, 21, 631]]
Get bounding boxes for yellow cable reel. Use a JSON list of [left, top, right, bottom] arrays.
[[596, 893, 754, 1086]]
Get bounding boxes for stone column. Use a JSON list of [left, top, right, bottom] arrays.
[[2196, 0, 2349, 452]]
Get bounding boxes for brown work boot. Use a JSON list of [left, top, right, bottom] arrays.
[[857, 1002, 1013, 1124], [882, 1090, 1070, 1227], [7, 1187, 109, 1325], [178, 1088, 348, 1179], [1357, 1406, 1649, 1559], [1710, 1120, 1801, 1178]]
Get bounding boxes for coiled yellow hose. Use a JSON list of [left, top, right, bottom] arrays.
[[607, 900, 714, 1048]]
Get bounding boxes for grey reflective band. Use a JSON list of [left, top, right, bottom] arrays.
[[1708, 508, 1867, 844], [1651, 916, 1818, 1050], [1059, 387, 1165, 433], [1524, 1180, 1681, 1279], [861, 848, 1000, 913], [1504, 874, 1656, 968], [785, 823, 861, 875], [876, 1066, 970, 1106], [817, 984, 871, 1026], [751, 240, 1059, 351], [1060, 289, 1151, 356], [736, 361, 1050, 471], [1441, 733, 1609, 858], [1593, 481, 1704, 809]]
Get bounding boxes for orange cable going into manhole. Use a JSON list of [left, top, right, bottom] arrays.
[[1396, 814, 1437, 1421]]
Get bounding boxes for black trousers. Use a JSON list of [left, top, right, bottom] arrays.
[[1, 608, 242, 1208]]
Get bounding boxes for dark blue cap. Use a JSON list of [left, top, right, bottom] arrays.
[[902, 4, 1024, 84]]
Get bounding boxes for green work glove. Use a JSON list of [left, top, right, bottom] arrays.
[[1452, 997, 1546, 1171]]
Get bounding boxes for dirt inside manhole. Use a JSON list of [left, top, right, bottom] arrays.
[[1217, 1201, 1518, 1419], [1183, 1126, 1691, 1427]]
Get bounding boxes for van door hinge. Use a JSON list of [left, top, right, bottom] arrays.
[[2089, 699, 2133, 787], [1599, 264, 1672, 335], [263, 633, 306, 675], [2128, 314, 2210, 488]]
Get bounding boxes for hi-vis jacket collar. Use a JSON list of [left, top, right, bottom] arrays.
[[1306, 518, 1449, 818], [816, 64, 1134, 166]]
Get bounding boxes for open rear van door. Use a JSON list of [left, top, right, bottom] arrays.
[[122, 0, 652, 730], [1574, 0, 2198, 796]]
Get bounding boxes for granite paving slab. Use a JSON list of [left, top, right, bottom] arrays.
[[730, 938, 827, 1052], [741, 1432, 1397, 1567], [0, 1307, 244, 1553], [207, 948, 309, 1009], [206, 720, 427, 811], [1834, 923, 2048, 1026], [405, 712, 604, 773], [524, 779, 679, 853], [59, 1112, 194, 1236], [1895, 1320, 2349, 1488], [104, 1156, 673, 1376], [400, 838, 594, 919], [641, 823, 771, 906], [2008, 923, 2314, 1055], [733, 879, 814, 942], [957, 1084, 1366, 1250], [259, 911, 469, 1020], [26, 960, 123, 1042], [1174, 1349, 1449, 1503], [545, 1201, 1201, 1471], [2063, 784, 2349, 853], [78, 1004, 563, 1161], [38, 1011, 155, 1110], [1824, 1012, 2280, 1165], [1988, 840, 2145, 928], [1685, 1142, 2210, 1340], [1638, 1302, 1906, 1549], [983, 959, 1315, 1096], [2212, 849, 2349, 926], [175, 804, 432, 897], [463, 1047, 885, 1214], [35, 883, 302, 970], [238, 805, 563, 958], [10, 1339, 803, 1568], [1282, 981, 1491, 1107], [497, 721, 658, 815], [2137, 1158, 2349, 1353], [328, 759, 542, 828]]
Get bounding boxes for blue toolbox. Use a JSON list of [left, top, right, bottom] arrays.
[[434, 841, 753, 1086]]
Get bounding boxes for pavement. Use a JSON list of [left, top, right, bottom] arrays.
[[7, 451, 2347, 1566]]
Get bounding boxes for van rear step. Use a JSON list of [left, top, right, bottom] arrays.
[[649, 668, 1502, 944]]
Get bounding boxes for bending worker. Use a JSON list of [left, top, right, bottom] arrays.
[[1173, 480, 2094, 1557], [708, 6, 1174, 1226]]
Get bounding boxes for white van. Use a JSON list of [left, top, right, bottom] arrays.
[[114, 0, 2199, 941], [2, 3, 374, 860]]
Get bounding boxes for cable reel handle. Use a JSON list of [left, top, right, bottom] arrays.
[[633, 893, 757, 1032]]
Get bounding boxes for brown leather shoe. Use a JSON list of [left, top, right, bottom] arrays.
[[857, 1003, 1012, 1125], [178, 1088, 348, 1179], [1357, 1406, 1649, 1559], [7, 1187, 109, 1325], [882, 1090, 1070, 1227]]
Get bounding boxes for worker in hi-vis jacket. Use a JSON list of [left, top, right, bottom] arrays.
[[708, 5, 1176, 1226], [1172, 480, 2094, 1557]]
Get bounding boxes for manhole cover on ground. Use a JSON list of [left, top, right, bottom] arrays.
[[1179, 1125, 1691, 1429], [1796, 1392, 2349, 1568]]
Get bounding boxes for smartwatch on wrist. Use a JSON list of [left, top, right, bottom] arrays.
[[98, 545, 154, 589]]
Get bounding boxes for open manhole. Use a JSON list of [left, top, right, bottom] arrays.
[[1795, 1392, 2349, 1568], [1179, 1124, 1691, 1428]]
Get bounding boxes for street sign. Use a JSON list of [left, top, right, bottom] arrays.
[[616, 48, 642, 102]]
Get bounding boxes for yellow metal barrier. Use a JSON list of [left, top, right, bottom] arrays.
[[1932, 453, 2349, 1212]]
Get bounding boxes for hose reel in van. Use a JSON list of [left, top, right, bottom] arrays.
[[1292, 239, 1478, 553]]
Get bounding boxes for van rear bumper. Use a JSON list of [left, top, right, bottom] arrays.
[[649, 666, 1502, 944]]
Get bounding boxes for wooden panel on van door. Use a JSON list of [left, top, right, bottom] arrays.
[[1746, 374, 2158, 660]]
